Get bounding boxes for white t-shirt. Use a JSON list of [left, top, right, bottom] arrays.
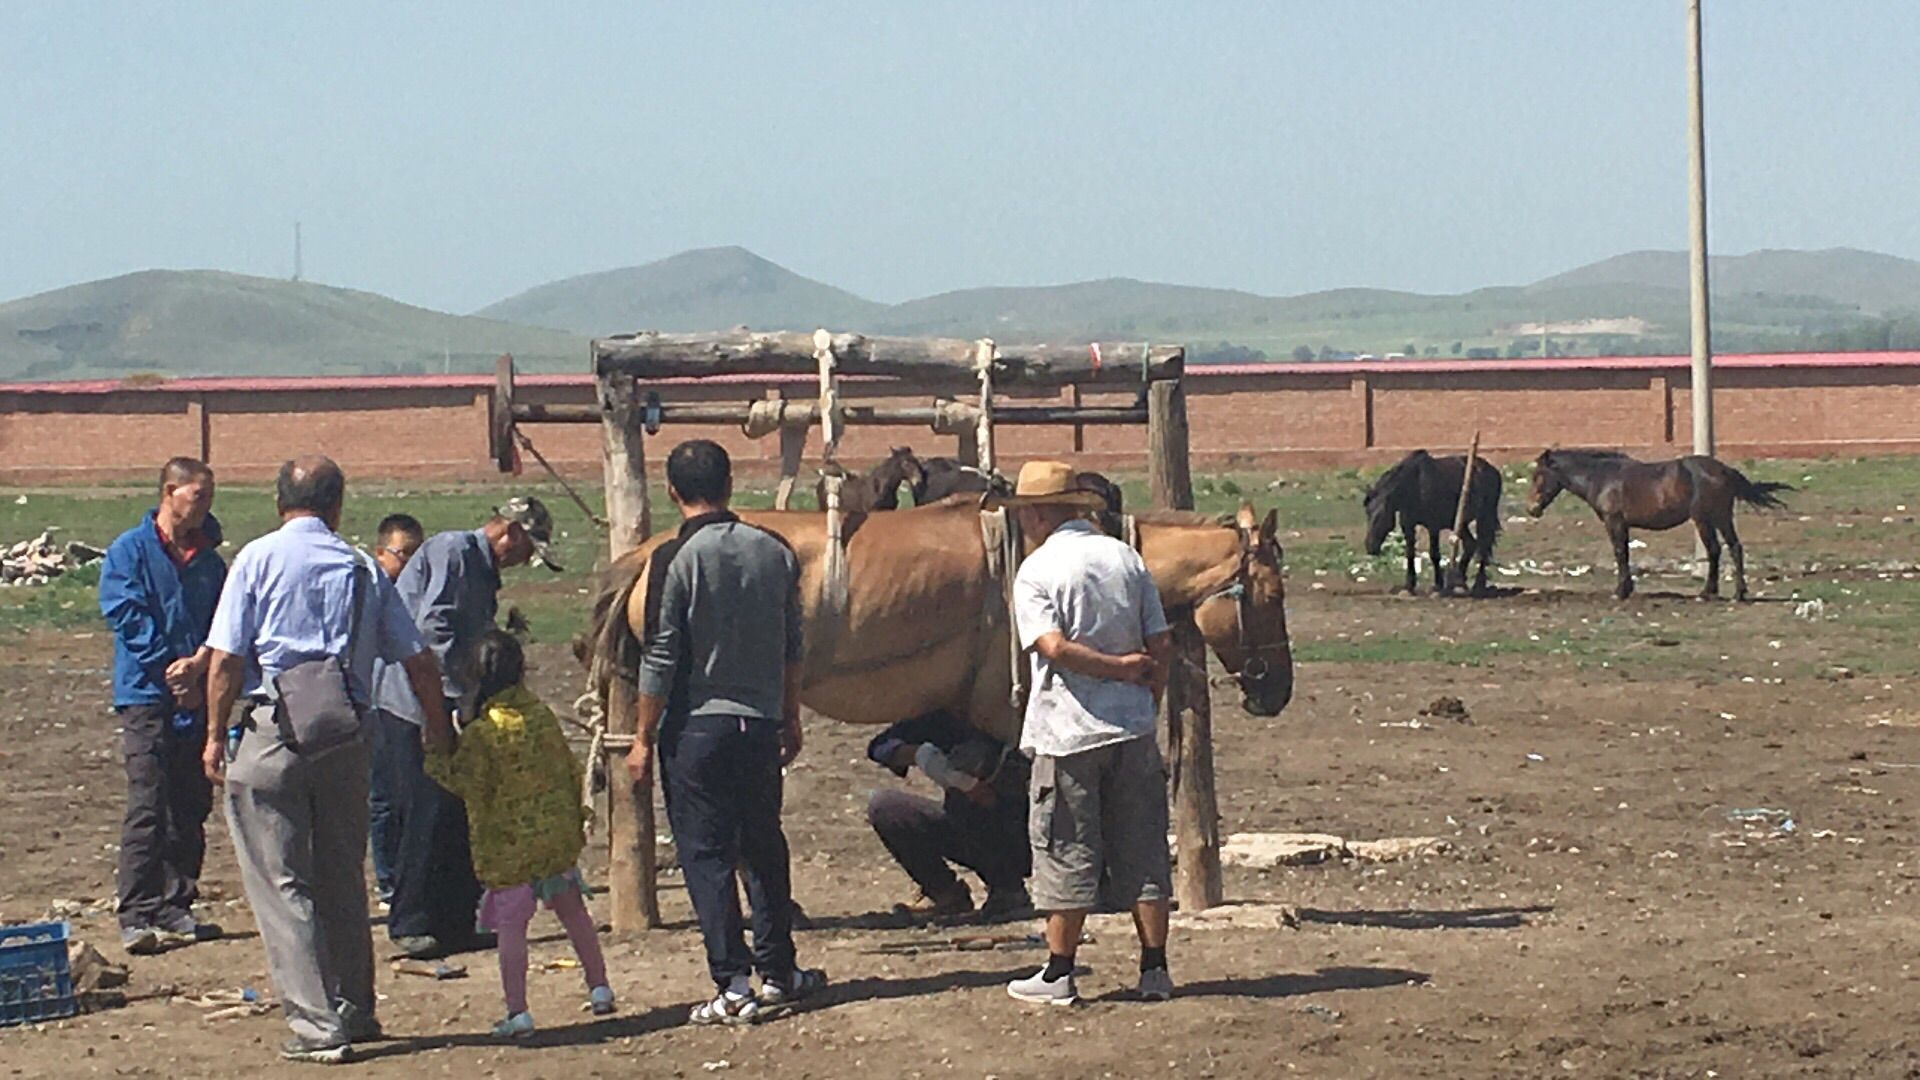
[[1012, 519, 1171, 758]]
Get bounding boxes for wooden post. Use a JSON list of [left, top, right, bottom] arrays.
[[599, 381, 660, 930], [1167, 616, 1223, 911], [1147, 374, 1220, 909], [1147, 380, 1194, 511], [774, 423, 807, 510], [1445, 430, 1481, 594], [954, 427, 979, 470]]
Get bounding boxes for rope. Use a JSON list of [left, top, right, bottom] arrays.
[[973, 338, 997, 473], [815, 331, 851, 659], [514, 428, 609, 529]]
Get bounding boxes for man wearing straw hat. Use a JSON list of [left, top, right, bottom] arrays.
[[994, 460, 1177, 1006]]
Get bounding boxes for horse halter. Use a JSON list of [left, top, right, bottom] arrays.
[[1199, 522, 1283, 688]]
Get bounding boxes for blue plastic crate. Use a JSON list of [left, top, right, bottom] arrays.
[[0, 921, 77, 1027]]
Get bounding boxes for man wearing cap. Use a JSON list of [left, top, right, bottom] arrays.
[[375, 496, 560, 958], [997, 460, 1177, 1006]]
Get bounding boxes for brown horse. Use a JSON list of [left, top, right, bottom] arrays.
[[587, 497, 1292, 743], [1526, 449, 1791, 600]]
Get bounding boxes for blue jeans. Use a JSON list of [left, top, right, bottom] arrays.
[[366, 710, 408, 900], [660, 714, 796, 987]]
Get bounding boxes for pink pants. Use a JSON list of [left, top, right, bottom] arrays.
[[480, 882, 608, 1015]]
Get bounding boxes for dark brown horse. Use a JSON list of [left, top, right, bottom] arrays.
[[913, 457, 1011, 503], [1526, 449, 1791, 600], [1362, 450, 1502, 595], [912, 459, 1123, 522], [815, 446, 926, 512]]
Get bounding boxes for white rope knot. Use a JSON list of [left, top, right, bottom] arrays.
[[742, 397, 787, 440], [929, 397, 978, 437]]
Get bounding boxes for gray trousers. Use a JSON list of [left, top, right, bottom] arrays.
[[224, 704, 375, 1047]]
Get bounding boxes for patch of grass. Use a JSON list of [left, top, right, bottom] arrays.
[[0, 563, 104, 633]]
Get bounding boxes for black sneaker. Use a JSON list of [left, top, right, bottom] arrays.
[[393, 934, 445, 959], [279, 1037, 350, 1065], [154, 910, 223, 948], [338, 1000, 384, 1043]]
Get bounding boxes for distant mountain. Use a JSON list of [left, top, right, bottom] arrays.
[[8, 244, 1920, 383], [478, 245, 1920, 362], [476, 246, 885, 336], [0, 270, 586, 381], [1531, 247, 1920, 314]]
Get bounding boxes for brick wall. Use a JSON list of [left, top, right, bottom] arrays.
[[10, 354, 1920, 486]]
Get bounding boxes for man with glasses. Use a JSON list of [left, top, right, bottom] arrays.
[[367, 513, 424, 907]]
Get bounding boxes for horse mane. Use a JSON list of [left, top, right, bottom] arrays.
[[1546, 448, 1635, 466], [1366, 449, 1431, 500], [1131, 509, 1232, 528]]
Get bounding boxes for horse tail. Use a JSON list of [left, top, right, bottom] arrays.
[[584, 550, 649, 709], [1472, 460, 1502, 554], [1729, 468, 1794, 511]]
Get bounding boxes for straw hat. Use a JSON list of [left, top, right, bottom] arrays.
[[986, 460, 1107, 509]]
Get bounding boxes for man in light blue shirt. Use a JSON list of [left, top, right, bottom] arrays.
[[204, 456, 452, 1066]]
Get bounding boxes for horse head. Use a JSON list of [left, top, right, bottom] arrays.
[[1193, 502, 1293, 717], [1526, 450, 1564, 517], [1361, 451, 1425, 554], [1361, 472, 1399, 555], [885, 446, 926, 493]]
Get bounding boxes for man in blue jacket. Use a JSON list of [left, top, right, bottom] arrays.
[[98, 457, 228, 955]]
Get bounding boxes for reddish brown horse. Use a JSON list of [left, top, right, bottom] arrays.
[[1526, 449, 1791, 600]]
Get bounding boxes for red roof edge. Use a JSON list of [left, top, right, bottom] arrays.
[[4, 350, 1920, 396]]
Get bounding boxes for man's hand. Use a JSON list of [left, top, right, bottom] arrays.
[[202, 732, 225, 785], [886, 743, 919, 773], [1033, 632, 1157, 686], [1115, 652, 1157, 686], [779, 718, 804, 767], [625, 743, 654, 788], [165, 653, 208, 708]]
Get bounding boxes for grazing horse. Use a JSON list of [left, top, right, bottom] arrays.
[[1526, 449, 1791, 600], [815, 446, 926, 512], [587, 498, 1292, 743], [1362, 450, 1502, 596]]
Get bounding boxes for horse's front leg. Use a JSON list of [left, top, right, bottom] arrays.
[[1606, 516, 1634, 599], [1401, 521, 1418, 594], [1462, 525, 1488, 597], [1429, 527, 1446, 594]]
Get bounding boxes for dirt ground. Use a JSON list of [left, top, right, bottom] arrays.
[[5, 484, 1920, 1078]]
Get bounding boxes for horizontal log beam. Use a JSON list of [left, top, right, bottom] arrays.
[[511, 401, 1148, 427], [592, 330, 1183, 387]]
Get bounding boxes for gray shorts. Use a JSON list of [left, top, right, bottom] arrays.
[[1028, 736, 1172, 911]]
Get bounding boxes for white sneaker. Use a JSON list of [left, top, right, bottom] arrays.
[[689, 991, 760, 1026], [491, 1011, 535, 1038], [1136, 967, 1175, 1002], [1007, 966, 1079, 1006], [589, 985, 616, 1016]]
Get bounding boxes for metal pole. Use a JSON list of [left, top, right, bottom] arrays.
[[1687, 0, 1713, 457]]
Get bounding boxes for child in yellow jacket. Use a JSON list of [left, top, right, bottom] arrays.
[[426, 630, 612, 1037]]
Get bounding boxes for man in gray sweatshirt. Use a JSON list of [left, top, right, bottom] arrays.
[[626, 439, 824, 1026]]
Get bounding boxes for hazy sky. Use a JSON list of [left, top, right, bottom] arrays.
[[5, 2, 1918, 313]]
